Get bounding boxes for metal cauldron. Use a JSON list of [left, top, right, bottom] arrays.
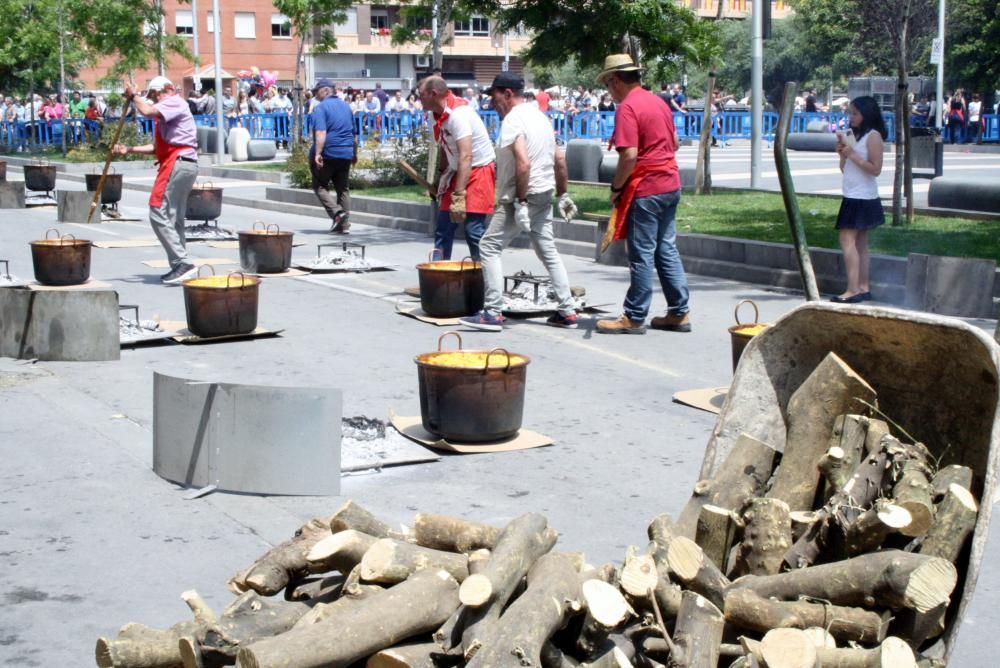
[[24, 162, 57, 192], [186, 182, 223, 221], [85, 167, 123, 205], [728, 300, 771, 372], [239, 222, 293, 274], [182, 268, 260, 338], [415, 332, 529, 442], [416, 255, 484, 318], [30, 229, 92, 286]]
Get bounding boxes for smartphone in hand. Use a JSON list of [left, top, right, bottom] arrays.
[[836, 130, 856, 146]]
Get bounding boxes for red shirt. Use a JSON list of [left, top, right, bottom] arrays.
[[611, 86, 680, 198], [535, 89, 550, 112]]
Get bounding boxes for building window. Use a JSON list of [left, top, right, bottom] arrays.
[[207, 13, 219, 34], [370, 9, 389, 30], [454, 16, 489, 37], [271, 14, 290, 38], [234, 12, 256, 39], [175, 11, 193, 36], [334, 7, 357, 35]]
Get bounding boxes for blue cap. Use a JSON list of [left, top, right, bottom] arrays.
[[312, 78, 334, 92]]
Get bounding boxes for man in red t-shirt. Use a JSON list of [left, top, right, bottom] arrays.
[[595, 54, 691, 335], [535, 88, 550, 113]]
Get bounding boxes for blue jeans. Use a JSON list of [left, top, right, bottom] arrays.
[[433, 211, 487, 261], [623, 190, 690, 321]]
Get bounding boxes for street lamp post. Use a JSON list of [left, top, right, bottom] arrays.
[[935, 0, 945, 128], [750, 0, 763, 188], [212, 0, 225, 161]]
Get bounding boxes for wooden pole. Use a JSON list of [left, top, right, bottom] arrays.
[[86, 101, 133, 225], [694, 72, 716, 196], [773, 81, 820, 301]]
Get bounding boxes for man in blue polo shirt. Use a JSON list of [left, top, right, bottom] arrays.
[[310, 78, 357, 233]]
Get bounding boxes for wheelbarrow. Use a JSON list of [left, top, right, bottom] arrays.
[[698, 302, 999, 663]]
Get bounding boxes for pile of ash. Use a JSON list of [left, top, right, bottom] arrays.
[[119, 317, 163, 339], [309, 249, 375, 272], [502, 275, 587, 313], [0, 272, 26, 287], [341, 416, 424, 472], [185, 223, 237, 241]]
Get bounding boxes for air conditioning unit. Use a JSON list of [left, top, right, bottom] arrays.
[[415, 55, 431, 68], [361, 68, 372, 78]]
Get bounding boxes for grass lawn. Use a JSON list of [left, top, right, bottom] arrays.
[[359, 184, 1000, 263], [225, 162, 290, 172]]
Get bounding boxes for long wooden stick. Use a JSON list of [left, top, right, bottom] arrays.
[[694, 71, 716, 195], [772, 81, 820, 301], [86, 100, 133, 225]]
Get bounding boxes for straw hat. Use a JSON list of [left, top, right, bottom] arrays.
[[596, 54, 641, 84]]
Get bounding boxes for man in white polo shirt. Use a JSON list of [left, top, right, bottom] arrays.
[[418, 75, 495, 260], [460, 72, 578, 331]]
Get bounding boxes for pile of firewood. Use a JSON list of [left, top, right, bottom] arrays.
[[96, 352, 980, 668]]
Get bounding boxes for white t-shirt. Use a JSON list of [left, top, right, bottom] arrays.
[[495, 102, 556, 202], [440, 104, 495, 170], [969, 101, 981, 123]]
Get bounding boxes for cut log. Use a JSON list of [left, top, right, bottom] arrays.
[[306, 529, 379, 574], [236, 569, 460, 668], [360, 537, 469, 584], [468, 548, 491, 574], [919, 483, 978, 564], [669, 591, 724, 668], [802, 626, 837, 649], [228, 517, 332, 595], [648, 514, 680, 554], [413, 513, 501, 552], [695, 505, 737, 572], [767, 352, 877, 511], [573, 579, 633, 658], [863, 419, 890, 455], [666, 536, 730, 610], [789, 511, 820, 542], [892, 460, 935, 538], [723, 589, 887, 645], [678, 433, 777, 537], [366, 642, 438, 668], [620, 553, 659, 599], [930, 465, 974, 500], [814, 636, 916, 668], [465, 553, 583, 667], [759, 628, 817, 668], [843, 501, 913, 556], [730, 550, 957, 613], [96, 622, 198, 668], [821, 415, 870, 499], [285, 575, 344, 602], [818, 446, 849, 499], [329, 499, 397, 538], [735, 498, 791, 576], [890, 602, 947, 649], [291, 582, 383, 630]]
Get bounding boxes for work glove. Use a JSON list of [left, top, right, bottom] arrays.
[[558, 193, 578, 222], [514, 200, 531, 232], [449, 191, 467, 224]]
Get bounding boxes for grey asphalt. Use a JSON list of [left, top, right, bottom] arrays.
[[1, 171, 998, 666]]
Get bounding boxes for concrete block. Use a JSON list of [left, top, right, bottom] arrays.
[[806, 120, 829, 132], [57, 190, 94, 224], [197, 125, 228, 154], [566, 139, 602, 182], [598, 154, 618, 183], [246, 139, 277, 161], [905, 254, 997, 318], [786, 133, 838, 152], [928, 177, 1000, 214], [0, 289, 119, 361], [0, 180, 25, 208], [0, 160, 6, 181]]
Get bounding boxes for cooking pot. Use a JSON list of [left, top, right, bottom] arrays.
[[415, 332, 530, 442], [416, 256, 484, 318], [182, 268, 260, 337], [30, 229, 92, 286], [24, 162, 57, 192], [84, 167, 123, 204], [186, 183, 223, 221], [239, 222, 293, 273]]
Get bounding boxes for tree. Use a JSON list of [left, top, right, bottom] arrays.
[[271, 0, 353, 145], [390, 1, 473, 71], [944, 0, 1000, 98]]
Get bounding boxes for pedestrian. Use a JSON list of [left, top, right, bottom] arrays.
[[535, 87, 550, 112], [805, 89, 818, 113], [968, 94, 983, 144], [309, 78, 357, 234], [459, 72, 579, 332], [68, 91, 87, 119], [418, 75, 495, 261], [597, 93, 615, 112], [946, 91, 965, 144], [374, 82, 389, 111], [112, 77, 200, 285], [594, 54, 691, 335], [831, 96, 886, 304]]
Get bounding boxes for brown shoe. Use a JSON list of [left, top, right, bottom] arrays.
[[650, 312, 692, 332], [596, 314, 646, 335]]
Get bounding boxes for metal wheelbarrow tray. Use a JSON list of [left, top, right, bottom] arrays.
[[700, 302, 999, 663]]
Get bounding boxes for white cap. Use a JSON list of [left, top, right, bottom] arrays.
[[147, 76, 174, 92]]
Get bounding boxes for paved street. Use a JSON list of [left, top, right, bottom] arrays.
[[1, 167, 999, 665]]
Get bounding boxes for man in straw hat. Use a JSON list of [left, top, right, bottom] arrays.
[[113, 76, 199, 285], [594, 54, 691, 334]]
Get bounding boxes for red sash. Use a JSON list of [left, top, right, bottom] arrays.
[[432, 92, 467, 142], [149, 118, 197, 208], [601, 159, 674, 252]]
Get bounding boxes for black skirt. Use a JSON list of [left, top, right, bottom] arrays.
[[836, 197, 885, 231]]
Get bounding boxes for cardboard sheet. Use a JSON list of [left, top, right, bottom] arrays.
[[158, 320, 283, 345], [252, 267, 310, 279], [395, 301, 462, 326], [27, 279, 113, 291], [93, 239, 161, 249], [671, 387, 729, 415], [390, 414, 554, 454], [143, 257, 236, 269]]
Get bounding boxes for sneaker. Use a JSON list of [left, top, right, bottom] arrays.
[[161, 262, 198, 285], [650, 312, 692, 332], [330, 211, 350, 234], [546, 312, 579, 329], [459, 310, 505, 332], [596, 314, 646, 335]]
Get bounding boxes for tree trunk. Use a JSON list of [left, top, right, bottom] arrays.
[[292, 35, 306, 147], [96, 622, 199, 668], [735, 498, 792, 576], [918, 483, 978, 563], [413, 513, 501, 552], [930, 465, 974, 500], [695, 505, 736, 572], [329, 500, 398, 537], [573, 580, 633, 660], [360, 537, 470, 584], [892, 460, 935, 537], [228, 517, 333, 596], [669, 592, 724, 668], [666, 537, 730, 610], [694, 73, 716, 196], [307, 529, 379, 574]]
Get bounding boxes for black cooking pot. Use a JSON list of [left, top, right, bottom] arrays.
[[182, 268, 260, 338], [30, 229, 92, 286], [239, 223, 293, 274], [24, 163, 57, 192], [415, 332, 529, 442], [186, 183, 223, 221], [416, 256, 484, 318], [85, 170, 123, 204]]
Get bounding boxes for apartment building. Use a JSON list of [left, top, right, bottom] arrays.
[[679, 0, 793, 19]]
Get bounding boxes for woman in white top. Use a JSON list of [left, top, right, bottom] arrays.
[[832, 96, 885, 304], [968, 94, 982, 144]]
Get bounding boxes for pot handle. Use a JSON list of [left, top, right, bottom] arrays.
[[734, 299, 760, 326], [437, 331, 463, 351], [226, 271, 249, 288], [266, 224, 280, 235], [59, 233, 77, 245], [253, 221, 267, 232], [459, 256, 477, 272], [485, 348, 512, 373], [195, 265, 216, 278], [44, 228, 61, 240]]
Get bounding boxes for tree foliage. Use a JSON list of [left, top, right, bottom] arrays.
[[945, 0, 1000, 97]]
